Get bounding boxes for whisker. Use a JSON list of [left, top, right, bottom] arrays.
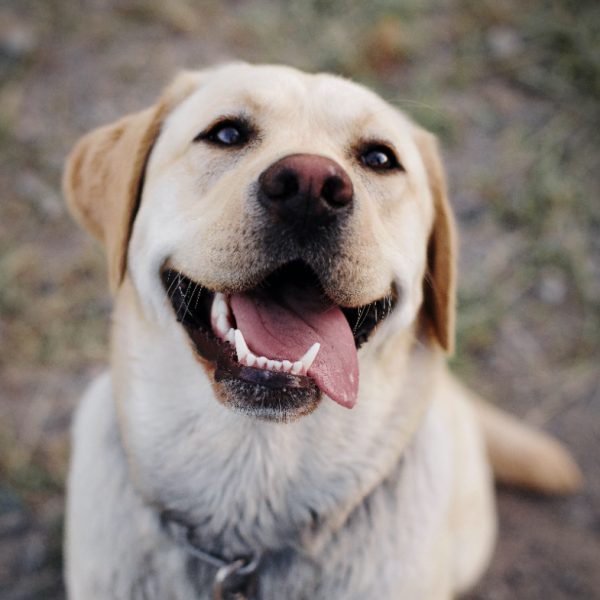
[[165, 272, 179, 298], [193, 282, 203, 311], [176, 275, 196, 322], [355, 302, 373, 332], [353, 305, 364, 334]]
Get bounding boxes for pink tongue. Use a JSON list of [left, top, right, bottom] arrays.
[[229, 284, 359, 408]]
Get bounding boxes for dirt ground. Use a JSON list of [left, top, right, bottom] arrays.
[[1, 1, 599, 598]]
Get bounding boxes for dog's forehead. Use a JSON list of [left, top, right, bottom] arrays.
[[178, 63, 405, 132], [152, 63, 426, 180]]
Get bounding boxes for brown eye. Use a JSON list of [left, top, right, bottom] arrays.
[[194, 119, 251, 147], [360, 144, 402, 172]]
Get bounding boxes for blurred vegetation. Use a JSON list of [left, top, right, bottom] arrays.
[[0, 0, 598, 596], [448, 0, 600, 376]]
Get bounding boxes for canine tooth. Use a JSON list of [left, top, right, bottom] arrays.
[[300, 342, 320, 373], [217, 314, 229, 334], [282, 360, 292, 372], [215, 294, 229, 316], [256, 356, 267, 368], [226, 328, 235, 344], [234, 329, 249, 362], [291, 361, 303, 375], [210, 298, 219, 320], [272, 361, 282, 371], [267, 360, 276, 370], [245, 352, 256, 367]]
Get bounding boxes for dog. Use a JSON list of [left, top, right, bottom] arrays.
[[63, 63, 582, 599]]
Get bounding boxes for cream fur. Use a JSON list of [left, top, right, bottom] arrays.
[[63, 63, 531, 599]]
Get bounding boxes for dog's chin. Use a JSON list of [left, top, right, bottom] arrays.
[[184, 318, 322, 422], [215, 376, 322, 423], [161, 260, 395, 422]]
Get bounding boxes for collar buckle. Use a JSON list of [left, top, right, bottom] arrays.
[[160, 510, 261, 600], [212, 552, 261, 600]]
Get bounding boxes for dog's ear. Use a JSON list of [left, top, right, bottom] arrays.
[[414, 128, 457, 353], [63, 70, 203, 292]]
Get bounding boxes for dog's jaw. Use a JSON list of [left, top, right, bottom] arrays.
[[158, 262, 396, 421]]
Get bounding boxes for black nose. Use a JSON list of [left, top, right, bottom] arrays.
[[258, 154, 353, 227]]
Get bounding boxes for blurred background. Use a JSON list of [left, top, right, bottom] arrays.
[[0, 0, 598, 598]]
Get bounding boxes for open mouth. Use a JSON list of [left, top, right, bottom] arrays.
[[161, 261, 395, 412]]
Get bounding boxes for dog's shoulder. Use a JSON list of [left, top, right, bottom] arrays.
[[66, 375, 197, 598]]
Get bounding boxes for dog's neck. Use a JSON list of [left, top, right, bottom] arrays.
[[109, 279, 442, 557]]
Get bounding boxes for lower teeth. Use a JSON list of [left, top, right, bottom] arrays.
[[212, 299, 320, 377]]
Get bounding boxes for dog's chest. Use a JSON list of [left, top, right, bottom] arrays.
[[71, 373, 454, 599], [158, 409, 454, 599]]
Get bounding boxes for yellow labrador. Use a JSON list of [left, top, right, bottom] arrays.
[[63, 63, 581, 599]]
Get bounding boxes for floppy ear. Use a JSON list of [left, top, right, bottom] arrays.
[[63, 71, 203, 293], [414, 128, 457, 354]]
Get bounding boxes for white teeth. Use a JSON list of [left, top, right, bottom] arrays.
[[229, 330, 319, 378], [256, 356, 267, 368], [234, 329, 250, 362], [216, 314, 229, 335], [291, 361, 303, 375], [300, 342, 320, 373], [211, 293, 232, 339], [212, 297, 318, 377], [215, 293, 229, 316]]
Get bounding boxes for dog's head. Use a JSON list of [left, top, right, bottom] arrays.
[[64, 63, 455, 422]]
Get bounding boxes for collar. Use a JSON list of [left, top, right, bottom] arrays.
[[160, 510, 262, 600]]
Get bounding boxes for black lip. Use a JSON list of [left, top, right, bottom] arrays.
[[161, 261, 396, 388]]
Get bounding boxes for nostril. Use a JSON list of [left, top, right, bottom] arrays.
[[321, 176, 345, 207], [264, 169, 299, 200], [278, 171, 299, 198]]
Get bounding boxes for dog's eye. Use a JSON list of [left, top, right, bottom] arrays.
[[212, 124, 243, 145], [360, 144, 402, 172], [195, 119, 251, 147]]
